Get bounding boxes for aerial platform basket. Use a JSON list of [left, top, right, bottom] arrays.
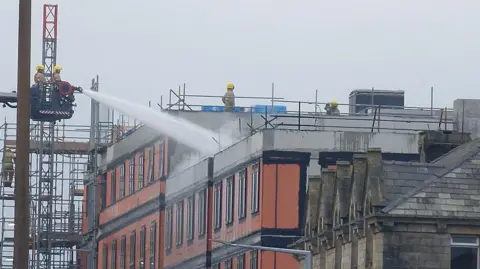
[[30, 81, 79, 122]]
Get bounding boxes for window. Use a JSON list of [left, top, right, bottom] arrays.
[[110, 169, 117, 204], [149, 221, 156, 269], [451, 235, 479, 269], [111, 240, 117, 269], [212, 264, 219, 269], [213, 182, 222, 230], [224, 259, 232, 269], [119, 164, 125, 199], [250, 250, 258, 269], [187, 196, 194, 241], [148, 146, 154, 183], [176, 201, 184, 246], [129, 231, 136, 269], [251, 164, 260, 213], [129, 157, 135, 194], [198, 189, 206, 237], [101, 173, 107, 210], [238, 169, 247, 219], [139, 226, 146, 269], [120, 236, 126, 269], [102, 244, 108, 269], [158, 142, 164, 179], [139, 152, 145, 188], [165, 207, 173, 250], [237, 254, 245, 269], [226, 176, 234, 224]]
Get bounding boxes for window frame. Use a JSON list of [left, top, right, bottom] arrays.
[[139, 225, 146, 269], [149, 221, 156, 269], [138, 151, 145, 188], [198, 189, 206, 237], [224, 258, 233, 269], [148, 146, 154, 183], [119, 164, 125, 199], [120, 235, 126, 269], [110, 169, 117, 204], [102, 244, 108, 269], [165, 206, 173, 250], [237, 253, 245, 269], [129, 157, 135, 194], [111, 240, 117, 269], [238, 169, 247, 219], [226, 175, 235, 225], [158, 142, 164, 179], [450, 235, 479, 269], [129, 230, 136, 269], [176, 201, 184, 246], [250, 250, 258, 269], [187, 196, 195, 242], [213, 181, 223, 230], [251, 163, 260, 214], [100, 172, 107, 210]]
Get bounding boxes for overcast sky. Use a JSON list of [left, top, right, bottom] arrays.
[[1, 0, 479, 125]]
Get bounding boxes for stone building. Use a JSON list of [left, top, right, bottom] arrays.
[[295, 132, 480, 269]]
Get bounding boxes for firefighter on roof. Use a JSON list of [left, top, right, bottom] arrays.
[[325, 101, 340, 115], [34, 64, 46, 84], [222, 83, 235, 112], [3, 147, 15, 188], [53, 65, 62, 82]]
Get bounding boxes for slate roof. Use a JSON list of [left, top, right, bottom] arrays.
[[382, 161, 444, 203], [381, 138, 480, 216]]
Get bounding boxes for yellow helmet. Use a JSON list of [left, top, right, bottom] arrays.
[[330, 101, 338, 106], [227, 83, 234, 90], [54, 65, 62, 71], [36, 64, 44, 71]]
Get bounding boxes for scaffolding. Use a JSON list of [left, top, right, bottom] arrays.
[[0, 121, 90, 269]]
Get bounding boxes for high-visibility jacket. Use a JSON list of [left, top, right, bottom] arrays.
[[53, 72, 62, 82], [34, 72, 46, 84], [222, 90, 235, 109], [3, 151, 14, 170]]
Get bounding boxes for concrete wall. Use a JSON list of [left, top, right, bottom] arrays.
[[454, 99, 480, 138], [214, 130, 419, 176]]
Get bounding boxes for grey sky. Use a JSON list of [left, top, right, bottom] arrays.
[[1, 0, 479, 124]]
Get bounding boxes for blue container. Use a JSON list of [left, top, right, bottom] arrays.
[[201, 105, 225, 112], [201, 106, 244, 112], [252, 105, 287, 114]]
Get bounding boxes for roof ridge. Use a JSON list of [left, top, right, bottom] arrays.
[[382, 160, 444, 168], [381, 143, 480, 213]]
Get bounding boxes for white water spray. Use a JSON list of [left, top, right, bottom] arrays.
[[82, 89, 227, 155]]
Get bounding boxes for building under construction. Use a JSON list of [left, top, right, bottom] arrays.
[[77, 85, 480, 269], [3, 4, 480, 269]]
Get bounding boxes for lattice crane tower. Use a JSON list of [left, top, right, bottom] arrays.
[[35, 4, 58, 269]]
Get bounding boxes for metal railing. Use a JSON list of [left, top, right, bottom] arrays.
[[159, 89, 454, 134]]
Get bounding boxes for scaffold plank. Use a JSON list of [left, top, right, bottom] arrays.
[[4, 139, 89, 154], [0, 194, 15, 200]]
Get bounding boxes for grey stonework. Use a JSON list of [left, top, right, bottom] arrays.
[[294, 137, 480, 269]]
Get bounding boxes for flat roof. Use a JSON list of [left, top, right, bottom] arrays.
[[165, 129, 422, 199]]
